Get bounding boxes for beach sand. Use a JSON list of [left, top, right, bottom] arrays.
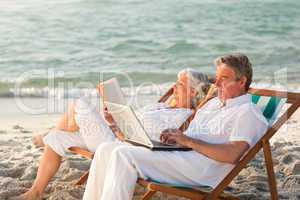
[[0, 99, 300, 200]]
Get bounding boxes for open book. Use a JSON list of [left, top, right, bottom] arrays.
[[98, 78, 126, 105]]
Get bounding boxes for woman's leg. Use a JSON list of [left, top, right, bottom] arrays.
[[18, 130, 87, 200], [17, 145, 62, 200], [74, 98, 115, 152], [56, 103, 79, 132], [32, 131, 48, 148], [20, 97, 112, 199], [32, 103, 79, 148]]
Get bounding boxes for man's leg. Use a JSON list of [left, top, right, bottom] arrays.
[[82, 141, 125, 200], [99, 146, 211, 200]]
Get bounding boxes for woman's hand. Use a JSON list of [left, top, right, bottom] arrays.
[[109, 123, 125, 141], [96, 82, 104, 97], [103, 109, 115, 124], [103, 109, 125, 141], [160, 129, 190, 147]]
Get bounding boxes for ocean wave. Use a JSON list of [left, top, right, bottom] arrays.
[[0, 82, 174, 98], [165, 40, 200, 54], [108, 39, 162, 54], [1, 80, 300, 98], [0, 71, 178, 98], [1, 68, 300, 98]]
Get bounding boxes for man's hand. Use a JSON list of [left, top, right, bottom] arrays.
[[160, 129, 190, 147]]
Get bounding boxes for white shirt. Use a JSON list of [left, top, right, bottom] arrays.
[[137, 103, 193, 141], [183, 94, 269, 187], [185, 94, 268, 147]]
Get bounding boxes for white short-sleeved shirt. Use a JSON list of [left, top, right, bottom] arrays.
[[183, 94, 269, 187], [185, 94, 268, 147], [137, 103, 193, 141]]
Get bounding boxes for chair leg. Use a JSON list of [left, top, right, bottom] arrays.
[[75, 170, 89, 185], [140, 190, 156, 200], [262, 140, 278, 200]]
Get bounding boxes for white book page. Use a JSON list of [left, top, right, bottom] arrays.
[[105, 102, 152, 145], [100, 78, 126, 105]]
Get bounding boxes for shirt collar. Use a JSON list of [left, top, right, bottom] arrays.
[[218, 94, 251, 109]]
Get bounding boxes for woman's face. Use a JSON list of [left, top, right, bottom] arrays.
[[173, 74, 197, 109]]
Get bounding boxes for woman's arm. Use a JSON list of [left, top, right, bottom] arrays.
[[103, 109, 125, 141], [108, 123, 125, 141]]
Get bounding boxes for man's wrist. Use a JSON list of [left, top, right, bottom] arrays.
[[183, 136, 193, 147]]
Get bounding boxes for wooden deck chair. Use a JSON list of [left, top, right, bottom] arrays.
[[68, 82, 215, 185], [137, 88, 300, 200]]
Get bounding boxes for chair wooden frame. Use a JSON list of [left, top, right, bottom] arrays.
[[137, 88, 300, 200]]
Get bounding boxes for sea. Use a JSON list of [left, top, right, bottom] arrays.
[[0, 0, 300, 99]]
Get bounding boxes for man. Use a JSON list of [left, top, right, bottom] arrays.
[[82, 53, 269, 200], [17, 69, 211, 200]]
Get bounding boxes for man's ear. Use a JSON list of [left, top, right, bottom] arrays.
[[239, 76, 247, 89]]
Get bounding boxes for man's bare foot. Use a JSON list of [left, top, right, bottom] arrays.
[[32, 132, 48, 148], [14, 190, 42, 200]]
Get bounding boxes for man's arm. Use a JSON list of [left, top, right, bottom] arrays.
[[160, 129, 249, 164], [184, 137, 249, 164]]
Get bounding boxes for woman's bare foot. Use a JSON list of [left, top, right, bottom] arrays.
[[32, 132, 48, 148], [15, 189, 42, 200]]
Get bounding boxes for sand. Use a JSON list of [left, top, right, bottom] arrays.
[[0, 100, 300, 199]]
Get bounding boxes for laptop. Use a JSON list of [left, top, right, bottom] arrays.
[[105, 101, 192, 151]]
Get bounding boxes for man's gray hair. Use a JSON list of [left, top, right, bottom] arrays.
[[214, 53, 252, 91], [177, 68, 211, 108]]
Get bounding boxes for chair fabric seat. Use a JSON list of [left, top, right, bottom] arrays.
[[251, 94, 286, 124], [149, 179, 213, 192]]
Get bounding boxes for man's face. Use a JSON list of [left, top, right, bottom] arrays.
[[215, 64, 246, 102], [173, 74, 197, 108]]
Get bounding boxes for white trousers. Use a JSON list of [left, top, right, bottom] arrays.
[[82, 141, 228, 200], [43, 97, 116, 156]]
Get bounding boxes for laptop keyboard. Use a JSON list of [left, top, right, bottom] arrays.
[[151, 140, 175, 146]]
